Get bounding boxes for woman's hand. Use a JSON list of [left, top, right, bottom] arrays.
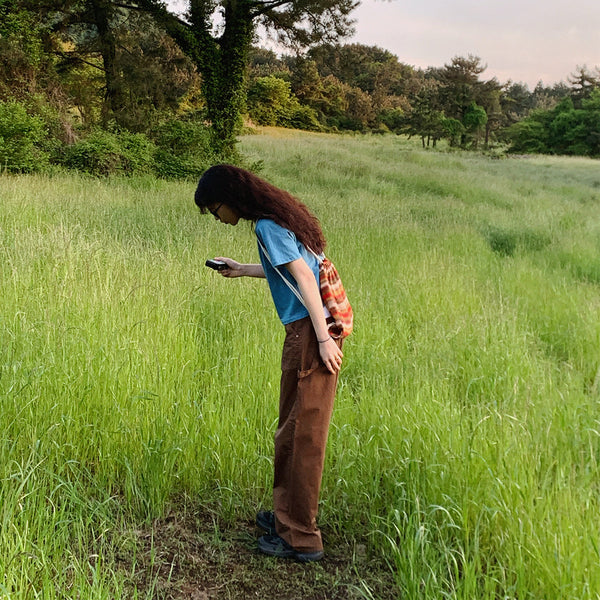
[[214, 257, 244, 278], [319, 336, 343, 374]]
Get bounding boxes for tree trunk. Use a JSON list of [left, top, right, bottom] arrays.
[[201, 0, 253, 156], [145, 0, 254, 156], [89, 0, 125, 125]]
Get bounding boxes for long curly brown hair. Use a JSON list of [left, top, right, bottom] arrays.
[[194, 164, 327, 253]]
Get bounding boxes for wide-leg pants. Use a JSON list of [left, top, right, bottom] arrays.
[[273, 316, 342, 553]]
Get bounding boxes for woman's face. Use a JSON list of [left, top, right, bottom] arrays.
[[209, 203, 240, 226]]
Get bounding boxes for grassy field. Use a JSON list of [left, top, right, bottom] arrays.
[[1, 129, 600, 598]]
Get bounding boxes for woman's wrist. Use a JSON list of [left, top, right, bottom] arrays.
[[317, 335, 332, 343]]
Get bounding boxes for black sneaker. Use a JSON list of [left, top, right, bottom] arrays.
[[255, 510, 276, 535], [257, 534, 324, 563]]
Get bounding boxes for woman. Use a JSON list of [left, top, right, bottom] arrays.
[[195, 164, 344, 563]]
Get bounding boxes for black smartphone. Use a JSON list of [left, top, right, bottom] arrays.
[[205, 259, 228, 271]]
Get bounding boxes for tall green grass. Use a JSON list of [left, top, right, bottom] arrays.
[[1, 131, 599, 598]]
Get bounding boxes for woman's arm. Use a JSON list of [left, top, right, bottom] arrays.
[[214, 257, 266, 278], [285, 258, 343, 374]]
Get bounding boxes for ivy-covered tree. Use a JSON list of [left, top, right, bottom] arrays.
[[129, 0, 358, 156]]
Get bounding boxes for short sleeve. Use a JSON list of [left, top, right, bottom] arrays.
[[255, 219, 302, 267]]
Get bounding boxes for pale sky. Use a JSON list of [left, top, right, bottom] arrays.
[[166, 0, 600, 88], [349, 0, 600, 88]]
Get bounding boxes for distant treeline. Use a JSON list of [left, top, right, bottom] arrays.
[[0, 1, 598, 177], [247, 47, 599, 157]]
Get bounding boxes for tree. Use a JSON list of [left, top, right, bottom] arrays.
[[128, 0, 359, 156], [437, 55, 486, 123], [50, 2, 198, 130], [290, 58, 324, 105], [401, 77, 445, 147], [0, 1, 53, 100], [507, 90, 600, 157], [502, 82, 534, 124], [568, 65, 600, 108], [462, 101, 487, 147], [47, 0, 127, 124], [531, 80, 570, 111], [477, 78, 503, 147], [247, 75, 294, 126], [433, 55, 503, 147], [112, 12, 199, 131], [307, 42, 412, 104]]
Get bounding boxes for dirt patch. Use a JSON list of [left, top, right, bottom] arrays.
[[115, 504, 397, 599]]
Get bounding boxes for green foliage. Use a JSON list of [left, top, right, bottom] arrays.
[[440, 116, 465, 146], [0, 1, 596, 159], [288, 104, 323, 131], [507, 89, 600, 156], [57, 129, 155, 176], [505, 118, 549, 153], [307, 43, 412, 98], [378, 107, 404, 132], [113, 13, 199, 132], [151, 119, 216, 179], [140, 0, 358, 154], [463, 102, 487, 131], [0, 100, 49, 172], [247, 76, 295, 126], [0, 2, 45, 68], [54, 120, 216, 179], [247, 76, 321, 131]]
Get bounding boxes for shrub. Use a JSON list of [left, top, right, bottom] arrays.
[[247, 76, 294, 127], [151, 119, 215, 179], [0, 100, 48, 172], [288, 104, 322, 131], [440, 117, 465, 147], [506, 119, 549, 154], [58, 129, 155, 176], [378, 108, 404, 133]]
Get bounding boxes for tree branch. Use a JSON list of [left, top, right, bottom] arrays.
[[249, 0, 293, 18], [54, 51, 106, 73]]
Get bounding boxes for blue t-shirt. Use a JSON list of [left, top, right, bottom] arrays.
[[255, 219, 321, 325]]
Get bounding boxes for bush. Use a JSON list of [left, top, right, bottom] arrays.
[[288, 104, 322, 131], [247, 76, 294, 127], [151, 119, 215, 179], [58, 129, 155, 176], [507, 91, 600, 157], [378, 108, 404, 133], [506, 119, 549, 154], [440, 117, 465, 147], [0, 100, 48, 172]]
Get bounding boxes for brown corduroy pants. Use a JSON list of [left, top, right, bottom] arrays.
[[273, 316, 342, 553]]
